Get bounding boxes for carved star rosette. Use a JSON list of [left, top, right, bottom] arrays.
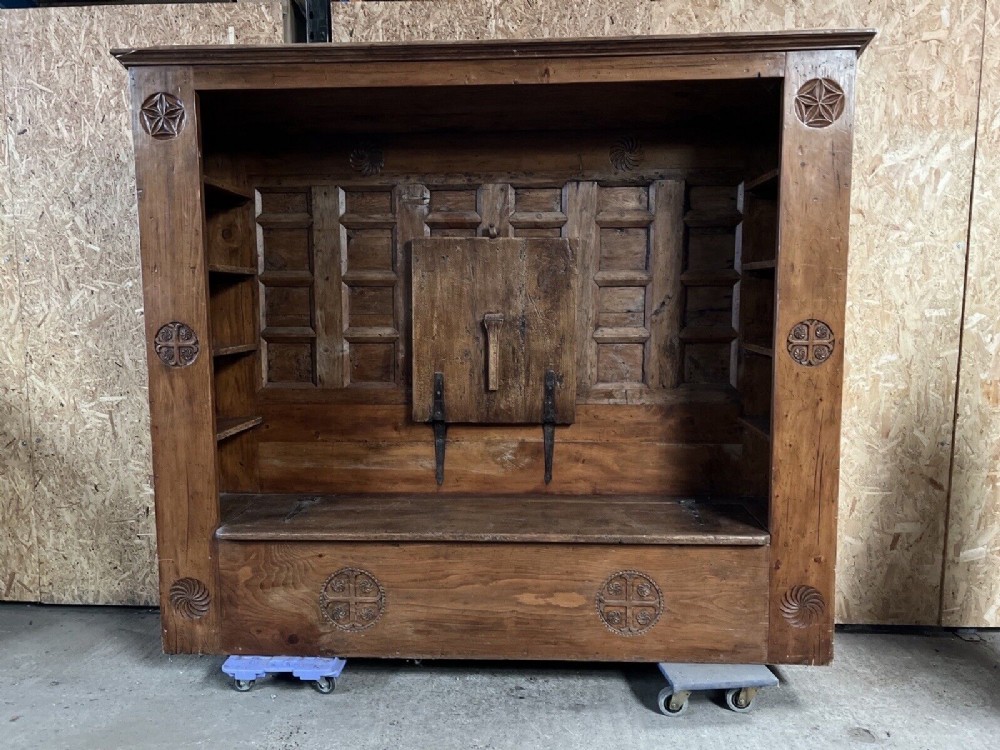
[[140, 92, 186, 140], [154, 322, 200, 368], [319, 568, 385, 631], [786, 319, 835, 367], [794, 78, 845, 128], [596, 570, 663, 636]]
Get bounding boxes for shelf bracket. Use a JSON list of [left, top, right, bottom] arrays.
[[542, 369, 556, 484], [432, 372, 447, 486]]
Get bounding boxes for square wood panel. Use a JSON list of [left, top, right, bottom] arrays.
[[411, 237, 577, 424]]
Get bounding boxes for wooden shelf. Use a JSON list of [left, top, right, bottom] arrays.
[[216, 416, 263, 442], [204, 176, 252, 211], [739, 416, 771, 440], [742, 343, 773, 357], [209, 263, 257, 276], [744, 167, 779, 195], [217, 494, 769, 546], [213, 343, 258, 358], [742, 260, 776, 271]]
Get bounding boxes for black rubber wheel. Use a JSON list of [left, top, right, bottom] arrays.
[[724, 687, 754, 713], [312, 676, 336, 694], [234, 679, 255, 693], [657, 687, 689, 716]]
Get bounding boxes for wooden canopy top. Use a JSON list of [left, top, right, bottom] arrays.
[[113, 28, 875, 68]]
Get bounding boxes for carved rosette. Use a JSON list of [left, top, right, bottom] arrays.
[[154, 322, 200, 368], [779, 585, 826, 628], [319, 568, 385, 631], [794, 78, 845, 128], [349, 142, 384, 176], [609, 135, 643, 172], [169, 577, 211, 620], [140, 92, 186, 139], [786, 319, 835, 366], [596, 570, 663, 636]]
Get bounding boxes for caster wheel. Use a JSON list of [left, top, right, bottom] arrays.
[[657, 687, 689, 716], [233, 679, 255, 693], [312, 676, 336, 694], [724, 687, 756, 713]]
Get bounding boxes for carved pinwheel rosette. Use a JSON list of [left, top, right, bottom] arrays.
[[779, 585, 826, 628], [169, 577, 211, 620]]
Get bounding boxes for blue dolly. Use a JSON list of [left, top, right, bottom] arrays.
[[222, 655, 346, 694], [657, 663, 778, 716]]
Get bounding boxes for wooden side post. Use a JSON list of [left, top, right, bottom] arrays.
[[131, 67, 220, 653], [769, 50, 857, 664]]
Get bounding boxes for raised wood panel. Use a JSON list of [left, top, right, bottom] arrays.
[[218, 541, 769, 662], [411, 238, 577, 424], [768, 51, 856, 664]]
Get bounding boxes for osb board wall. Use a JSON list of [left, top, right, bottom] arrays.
[[941, 1, 999, 627], [0, 54, 36, 602], [0, 2, 284, 606], [328, 2, 985, 625]]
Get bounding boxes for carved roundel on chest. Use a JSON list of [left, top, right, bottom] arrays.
[[169, 577, 211, 620], [319, 568, 385, 631], [794, 78, 845, 128], [786, 319, 835, 366], [140, 92, 186, 140], [154, 322, 200, 368], [596, 570, 663, 636]]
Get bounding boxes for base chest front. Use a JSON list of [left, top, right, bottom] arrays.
[[218, 542, 769, 663]]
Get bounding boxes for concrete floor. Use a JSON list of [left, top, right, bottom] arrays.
[[1, 604, 997, 749]]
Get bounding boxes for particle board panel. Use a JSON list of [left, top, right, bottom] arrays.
[[941, 1, 1000, 627], [0, 3, 283, 605], [0, 69, 38, 602], [326, 0, 988, 626], [218, 541, 769, 662]]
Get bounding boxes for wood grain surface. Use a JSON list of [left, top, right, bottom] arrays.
[[218, 541, 770, 662], [411, 238, 577, 424], [767, 51, 856, 665], [131, 66, 220, 654]]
